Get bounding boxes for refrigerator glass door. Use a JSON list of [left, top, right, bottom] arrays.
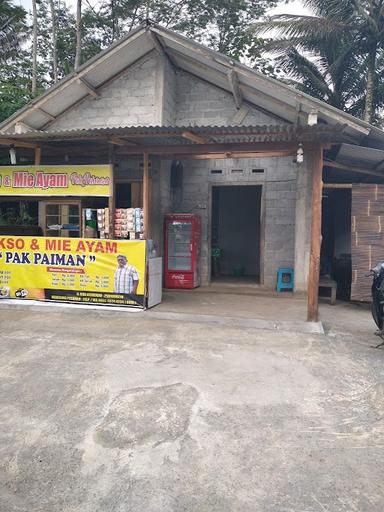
[[167, 221, 192, 270]]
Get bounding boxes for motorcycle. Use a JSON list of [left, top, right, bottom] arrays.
[[368, 261, 384, 347]]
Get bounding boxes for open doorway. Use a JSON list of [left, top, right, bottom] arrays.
[[115, 181, 142, 208], [211, 185, 262, 283], [321, 188, 352, 300]]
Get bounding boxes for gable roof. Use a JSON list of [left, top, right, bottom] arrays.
[[1, 20, 383, 147]]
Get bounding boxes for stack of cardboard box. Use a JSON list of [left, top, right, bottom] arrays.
[[97, 208, 110, 238], [114, 208, 144, 239]]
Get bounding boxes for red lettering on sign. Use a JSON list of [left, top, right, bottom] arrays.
[[105, 241, 117, 254], [74, 240, 117, 253], [45, 239, 71, 251], [76, 241, 86, 252], [47, 266, 84, 274]]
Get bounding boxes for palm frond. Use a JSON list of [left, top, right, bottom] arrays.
[[251, 15, 349, 41]]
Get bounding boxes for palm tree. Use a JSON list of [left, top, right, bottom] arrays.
[[48, 0, 58, 83], [265, 33, 366, 115], [252, 0, 384, 124], [32, 0, 37, 96], [75, 0, 82, 70]]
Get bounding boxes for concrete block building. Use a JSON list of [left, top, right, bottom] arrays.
[[1, 21, 384, 319]]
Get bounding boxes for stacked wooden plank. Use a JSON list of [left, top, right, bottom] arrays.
[[351, 184, 384, 301]]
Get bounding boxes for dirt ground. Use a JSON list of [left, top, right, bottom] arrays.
[[0, 299, 384, 511]]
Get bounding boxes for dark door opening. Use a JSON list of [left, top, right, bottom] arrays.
[[321, 188, 352, 300], [115, 182, 142, 208], [211, 185, 262, 282]]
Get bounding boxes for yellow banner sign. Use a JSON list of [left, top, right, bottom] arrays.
[[0, 165, 112, 196], [0, 236, 146, 307]]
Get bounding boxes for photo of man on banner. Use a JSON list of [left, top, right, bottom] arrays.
[[114, 254, 139, 294]]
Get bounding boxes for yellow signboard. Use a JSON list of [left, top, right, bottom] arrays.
[[0, 165, 112, 196], [0, 236, 146, 307]]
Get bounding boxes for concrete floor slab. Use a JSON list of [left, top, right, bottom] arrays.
[[0, 289, 320, 334], [157, 288, 308, 321], [0, 301, 384, 511]]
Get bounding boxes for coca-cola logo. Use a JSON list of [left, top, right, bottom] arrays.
[[171, 274, 185, 280]]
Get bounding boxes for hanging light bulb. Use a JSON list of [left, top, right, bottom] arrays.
[[296, 142, 304, 164], [9, 146, 16, 165]]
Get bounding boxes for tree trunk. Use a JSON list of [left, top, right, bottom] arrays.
[[75, 0, 82, 70], [111, 0, 116, 41], [48, 0, 58, 83], [364, 48, 376, 123], [32, 0, 37, 96]]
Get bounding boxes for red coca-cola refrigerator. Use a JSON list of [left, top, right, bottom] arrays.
[[164, 214, 201, 289]]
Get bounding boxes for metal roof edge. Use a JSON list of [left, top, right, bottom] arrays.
[[0, 123, 348, 142], [1, 20, 382, 145]]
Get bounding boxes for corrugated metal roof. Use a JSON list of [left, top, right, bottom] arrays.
[[336, 143, 384, 170], [0, 124, 348, 146], [0, 20, 380, 147]]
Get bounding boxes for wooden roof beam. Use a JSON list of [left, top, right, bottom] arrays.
[[109, 136, 140, 146], [109, 136, 127, 146], [166, 150, 295, 160], [0, 138, 37, 149], [323, 183, 352, 189], [117, 141, 298, 156], [76, 76, 99, 98], [181, 130, 208, 144], [227, 69, 242, 109]]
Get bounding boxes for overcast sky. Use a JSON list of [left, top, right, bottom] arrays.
[[17, 0, 310, 17]]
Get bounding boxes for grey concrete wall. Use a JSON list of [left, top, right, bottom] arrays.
[[161, 60, 176, 125], [150, 159, 172, 257], [174, 71, 277, 126], [47, 52, 159, 131], [171, 156, 297, 287], [45, 54, 279, 132]]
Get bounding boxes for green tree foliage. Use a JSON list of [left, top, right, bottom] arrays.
[[252, 0, 384, 124], [0, 0, 280, 124], [0, 0, 28, 61], [81, 0, 279, 65], [0, 56, 33, 122], [0, 1, 32, 122], [172, 0, 279, 61], [37, 0, 76, 83]]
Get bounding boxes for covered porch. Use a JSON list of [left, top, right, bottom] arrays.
[[0, 123, 348, 321]]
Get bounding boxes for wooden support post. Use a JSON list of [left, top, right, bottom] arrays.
[[34, 146, 41, 165], [307, 146, 323, 322], [143, 152, 150, 239], [108, 146, 115, 239]]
